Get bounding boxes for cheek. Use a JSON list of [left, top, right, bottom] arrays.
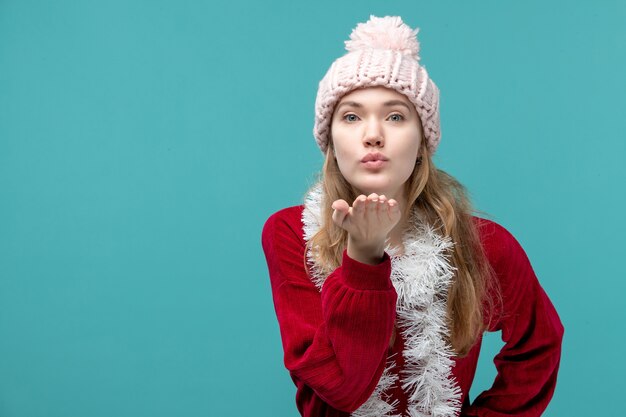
[[332, 136, 353, 166], [405, 132, 422, 157], [334, 149, 352, 175], [396, 135, 421, 174], [396, 156, 417, 180]]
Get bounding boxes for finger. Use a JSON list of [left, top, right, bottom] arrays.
[[332, 207, 348, 227], [378, 195, 387, 210], [353, 195, 367, 213], [376, 195, 388, 218], [387, 198, 400, 215], [366, 193, 379, 213], [331, 199, 349, 226], [331, 199, 349, 213]]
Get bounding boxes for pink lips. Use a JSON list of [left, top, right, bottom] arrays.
[[361, 152, 388, 162], [363, 160, 386, 169], [361, 152, 388, 169]]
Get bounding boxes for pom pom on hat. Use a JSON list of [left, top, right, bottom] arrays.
[[345, 15, 420, 60]]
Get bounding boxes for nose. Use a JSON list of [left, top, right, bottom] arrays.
[[362, 118, 384, 148]]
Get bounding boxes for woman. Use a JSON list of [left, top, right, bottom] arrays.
[[261, 15, 563, 417]]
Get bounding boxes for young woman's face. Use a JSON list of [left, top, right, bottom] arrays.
[[330, 86, 423, 200]]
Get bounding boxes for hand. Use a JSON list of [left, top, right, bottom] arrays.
[[331, 193, 401, 264]]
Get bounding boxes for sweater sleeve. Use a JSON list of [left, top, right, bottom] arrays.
[[463, 221, 564, 417], [261, 208, 398, 413]]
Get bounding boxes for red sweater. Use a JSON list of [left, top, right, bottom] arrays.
[[261, 205, 564, 417]]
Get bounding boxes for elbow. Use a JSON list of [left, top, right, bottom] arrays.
[[557, 320, 565, 344], [316, 383, 373, 413], [290, 365, 376, 413], [553, 312, 565, 345], [546, 312, 564, 368]]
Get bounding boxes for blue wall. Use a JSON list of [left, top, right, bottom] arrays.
[[1, 1, 624, 416]]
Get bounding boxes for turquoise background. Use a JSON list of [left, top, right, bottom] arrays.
[[1, 1, 624, 416]]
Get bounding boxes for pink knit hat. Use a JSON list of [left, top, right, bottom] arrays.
[[313, 15, 441, 155]]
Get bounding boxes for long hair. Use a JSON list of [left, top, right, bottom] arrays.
[[305, 130, 502, 357]]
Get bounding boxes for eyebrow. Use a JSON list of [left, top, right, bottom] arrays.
[[335, 100, 412, 112]]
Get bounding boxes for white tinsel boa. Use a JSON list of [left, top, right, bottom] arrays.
[[302, 182, 462, 417]]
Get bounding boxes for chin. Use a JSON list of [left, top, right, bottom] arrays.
[[352, 179, 397, 197]]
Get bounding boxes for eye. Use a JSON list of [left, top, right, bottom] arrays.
[[388, 113, 405, 122], [343, 114, 359, 122]]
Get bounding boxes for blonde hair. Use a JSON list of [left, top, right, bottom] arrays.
[[305, 128, 502, 357]]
